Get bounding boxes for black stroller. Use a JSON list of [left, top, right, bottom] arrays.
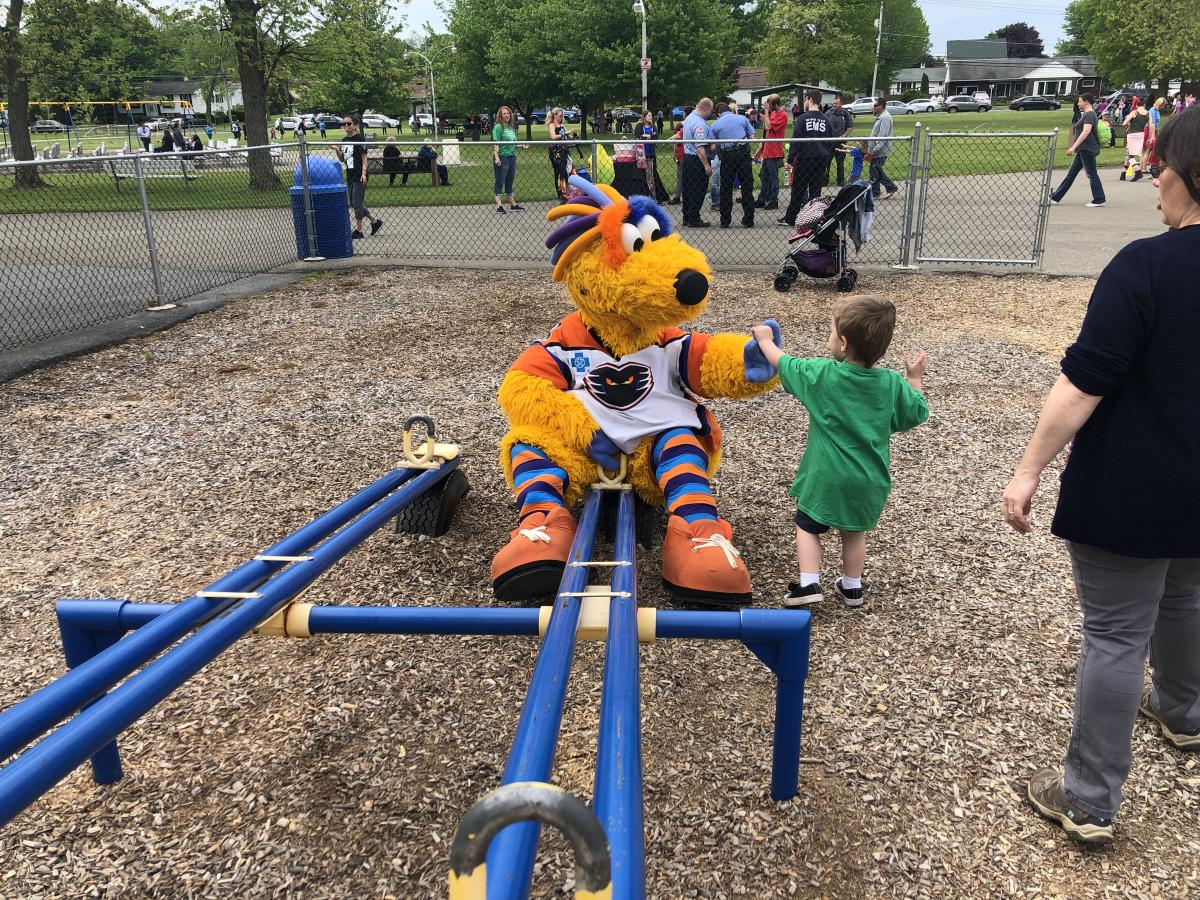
[[774, 181, 871, 293]]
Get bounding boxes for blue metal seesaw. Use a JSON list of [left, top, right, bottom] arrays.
[[0, 416, 811, 900]]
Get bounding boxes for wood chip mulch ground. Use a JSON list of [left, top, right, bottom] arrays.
[[1, 267, 1198, 899]]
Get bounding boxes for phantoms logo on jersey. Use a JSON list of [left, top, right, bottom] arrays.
[[584, 362, 654, 410]]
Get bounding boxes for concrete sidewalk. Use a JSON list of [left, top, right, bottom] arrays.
[[1041, 166, 1164, 275]]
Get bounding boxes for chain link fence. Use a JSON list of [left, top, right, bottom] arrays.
[[913, 131, 1058, 267], [0, 128, 1056, 353]]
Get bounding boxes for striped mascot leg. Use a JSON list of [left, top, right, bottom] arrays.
[[654, 428, 752, 607], [491, 443, 578, 603]]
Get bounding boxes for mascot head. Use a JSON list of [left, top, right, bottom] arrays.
[[545, 177, 712, 351]]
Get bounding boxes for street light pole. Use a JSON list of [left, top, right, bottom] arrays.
[[409, 44, 455, 136], [869, 0, 884, 99], [635, 0, 648, 113]]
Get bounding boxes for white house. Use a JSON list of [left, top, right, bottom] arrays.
[[890, 66, 946, 97]]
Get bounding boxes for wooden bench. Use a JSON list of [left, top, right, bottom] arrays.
[[110, 155, 201, 191], [367, 152, 442, 186]]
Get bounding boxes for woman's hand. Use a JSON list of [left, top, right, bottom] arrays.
[[1002, 469, 1041, 534]]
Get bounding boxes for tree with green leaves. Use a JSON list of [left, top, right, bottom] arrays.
[[158, 9, 234, 126], [920, 71, 929, 95], [760, 0, 929, 95], [985, 23, 1044, 58], [222, 0, 313, 188], [443, 0, 734, 139], [300, 0, 412, 116], [1060, 0, 1198, 95], [2, 0, 42, 185]]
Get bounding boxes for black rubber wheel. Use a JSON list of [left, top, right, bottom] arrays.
[[394, 468, 470, 537], [836, 277, 853, 293]]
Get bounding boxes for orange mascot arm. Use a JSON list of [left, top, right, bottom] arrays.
[[687, 332, 780, 400]]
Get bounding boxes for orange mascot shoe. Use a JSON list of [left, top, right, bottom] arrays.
[[661, 515, 752, 607], [491, 507, 578, 603]]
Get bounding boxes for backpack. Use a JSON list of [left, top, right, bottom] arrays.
[[1095, 117, 1112, 145]]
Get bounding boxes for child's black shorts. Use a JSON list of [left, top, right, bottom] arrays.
[[794, 509, 831, 534]]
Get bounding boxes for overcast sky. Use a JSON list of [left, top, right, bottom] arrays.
[[401, 0, 1072, 64]]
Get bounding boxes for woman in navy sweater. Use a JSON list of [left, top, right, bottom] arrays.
[[1003, 106, 1200, 845]]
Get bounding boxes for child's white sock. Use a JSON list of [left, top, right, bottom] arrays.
[[800, 572, 820, 587], [841, 575, 862, 590]]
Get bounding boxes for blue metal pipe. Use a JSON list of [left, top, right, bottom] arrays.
[[0, 466, 420, 766], [486, 490, 603, 900], [0, 461, 456, 828], [55, 602, 544, 639], [655, 608, 812, 802], [308, 607, 541, 636], [593, 489, 645, 899]]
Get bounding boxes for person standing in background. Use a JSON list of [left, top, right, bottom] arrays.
[[680, 98, 714, 227], [778, 90, 833, 227], [230, 119, 241, 143], [755, 93, 787, 211], [491, 105, 523, 213], [1050, 93, 1105, 207], [826, 95, 855, 186], [136, 122, 151, 152], [708, 101, 755, 228], [670, 119, 685, 205], [865, 98, 898, 199], [638, 109, 660, 199], [337, 114, 384, 239]]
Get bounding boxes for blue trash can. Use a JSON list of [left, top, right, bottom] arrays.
[[290, 156, 353, 260]]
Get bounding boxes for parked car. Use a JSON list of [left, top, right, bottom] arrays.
[[143, 118, 171, 132], [530, 108, 549, 125], [885, 100, 912, 115], [314, 113, 342, 127], [972, 91, 993, 105], [31, 119, 67, 132], [1008, 95, 1062, 111], [563, 108, 581, 123], [362, 113, 399, 130], [846, 97, 879, 116], [906, 98, 941, 114], [944, 95, 991, 113], [277, 116, 301, 131], [407, 113, 433, 128]]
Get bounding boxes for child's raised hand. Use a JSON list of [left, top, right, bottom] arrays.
[[904, 349, 927, 378], [751, 324, 776, 344]]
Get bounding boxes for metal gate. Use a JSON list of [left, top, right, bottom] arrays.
[[911, 130, 1058, 268]]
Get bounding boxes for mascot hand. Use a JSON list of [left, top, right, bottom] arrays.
[[587, 431, 623, 472], [743, 319, 783, 383]]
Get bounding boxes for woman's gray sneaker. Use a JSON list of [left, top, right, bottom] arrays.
[[1027, 768, 1114, 845], [1140, 686, 1200, 751]]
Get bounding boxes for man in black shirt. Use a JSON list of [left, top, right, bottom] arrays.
[[337, 115, 383, 239], [1050, 93, 1105, 207], [777, 90, 834, 227]]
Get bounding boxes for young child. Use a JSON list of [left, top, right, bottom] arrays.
[[751, 296, 928, 608], [840, 139, 868, 183]]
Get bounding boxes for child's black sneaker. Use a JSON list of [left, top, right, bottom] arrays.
[[783, 582, 823, 607], [1027, 768, 1113, 844], [833, 577, 864, 608]]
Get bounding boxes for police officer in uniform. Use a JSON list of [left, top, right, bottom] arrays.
[[826, 95, 855, 186], [680, 98, 714, 227], [707, 101, 756, 228]]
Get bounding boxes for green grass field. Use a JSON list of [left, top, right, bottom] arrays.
[[0, 108, 1135, 214]]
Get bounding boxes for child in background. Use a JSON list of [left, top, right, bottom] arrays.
[[751, 296, 928, 608], [848, 140, 868, 182]]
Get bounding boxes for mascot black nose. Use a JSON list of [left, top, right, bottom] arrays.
[[674, 269, 709, 306]]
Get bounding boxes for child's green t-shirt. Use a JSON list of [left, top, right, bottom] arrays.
[[492, 124, 517, 156], [778, 354, 928, 531]]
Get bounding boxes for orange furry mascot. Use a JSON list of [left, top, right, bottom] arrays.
[[492, 176, 782, 607]]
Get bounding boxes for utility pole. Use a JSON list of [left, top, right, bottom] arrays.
[[635, 0, 648, 112], [869, 0, 884, 98]]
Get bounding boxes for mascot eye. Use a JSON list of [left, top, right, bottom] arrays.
[[620, 223, 644, 254], [635, 215, 662, 243]]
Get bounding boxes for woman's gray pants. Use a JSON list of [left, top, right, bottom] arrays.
[[1063, 542, 1200, 818]]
